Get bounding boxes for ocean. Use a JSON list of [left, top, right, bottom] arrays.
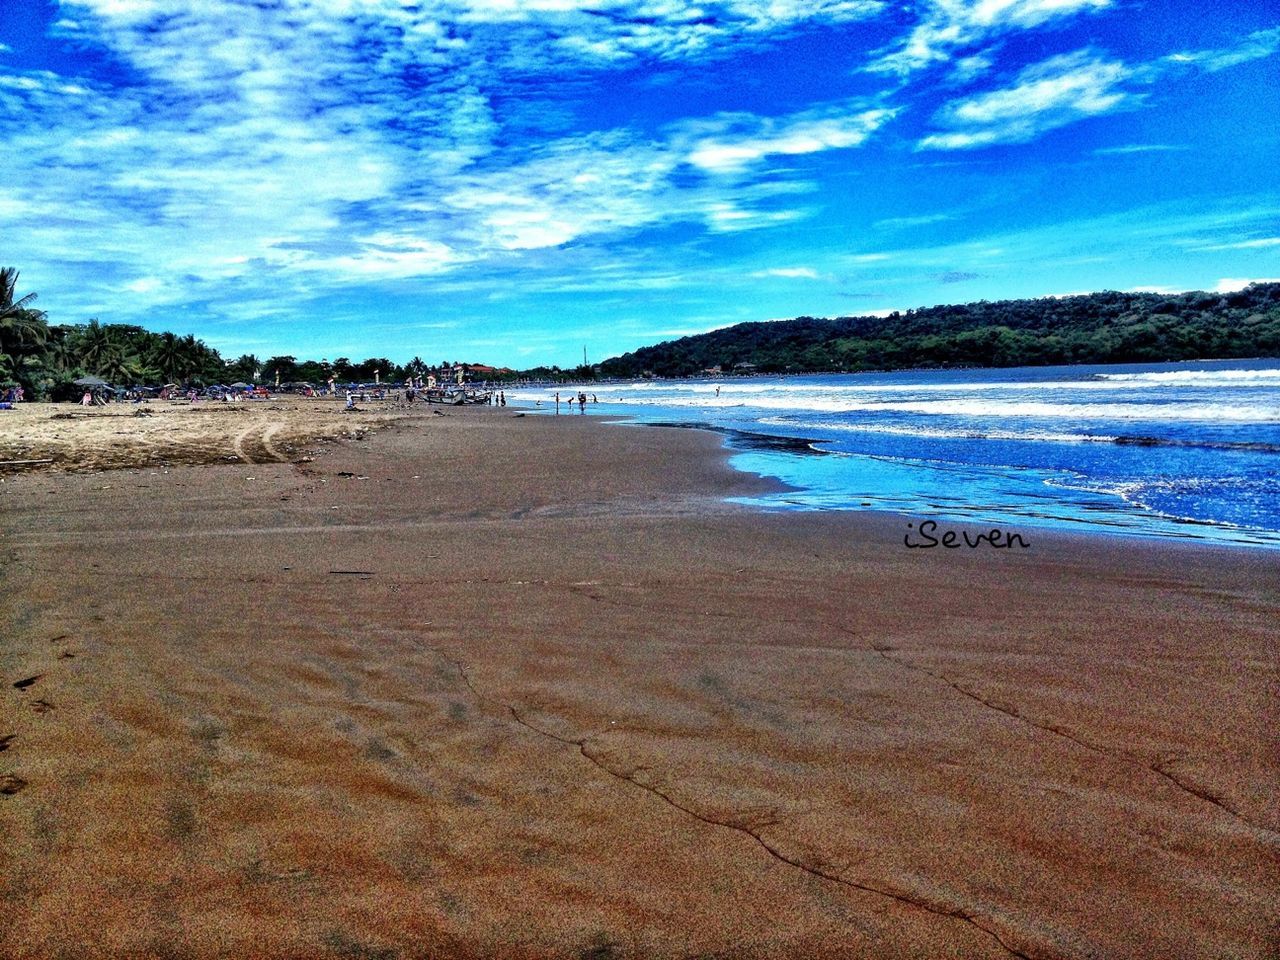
[[508, 359, 1280, 548]]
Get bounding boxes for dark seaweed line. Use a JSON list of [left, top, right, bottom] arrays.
[[444, 653, 1038, 960]]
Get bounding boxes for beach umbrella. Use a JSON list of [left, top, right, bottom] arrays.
[[229, 381, 249, 389], [73, 375, 110, 387]]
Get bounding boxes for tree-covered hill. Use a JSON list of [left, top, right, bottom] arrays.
[[598, 284, 1280, 378]]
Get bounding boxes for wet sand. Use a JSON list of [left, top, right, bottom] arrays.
[[1, 402, 1277, 959]]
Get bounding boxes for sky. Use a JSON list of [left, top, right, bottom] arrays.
[[1, 0, 1278, 368]]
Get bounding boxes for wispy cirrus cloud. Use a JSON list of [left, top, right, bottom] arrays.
[[0, 0, 897, 323], [870, 0, 1112, 76], [1163, 26, 1280, 72], [1, 0, 1276, 364], [751, 267, 821, 279], [875, 213, 956, 230], [919, 25, 1280, 152], [1192, 237, 1280, 252], [686, 105, 896, 172], [1093, 143, 1189, 156], [918, 50, 1136, 150]]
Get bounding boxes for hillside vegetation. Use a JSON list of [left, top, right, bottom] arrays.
[[598, 284, 1280, 378]]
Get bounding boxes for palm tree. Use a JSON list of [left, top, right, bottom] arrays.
[[98, 349, 151, 385], [1, 267, 44, 321], [42, 328, 79, 374], [227, 353, 260, 383], [148, 331, 186, 382], [76, 319, 116, 371], [0, 267, 48, 352]]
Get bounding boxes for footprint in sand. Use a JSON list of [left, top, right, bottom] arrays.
[[31, 700, 54, 714], [0, 734, 14, 751], [12, 675, 41, 691]]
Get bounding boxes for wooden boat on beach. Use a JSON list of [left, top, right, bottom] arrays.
[[424, 388, 492, 405]]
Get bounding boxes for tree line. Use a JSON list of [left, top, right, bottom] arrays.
[[597, 284, 1280, 378], [0, 267, 516, 399], [7, 267, 1279, 396]]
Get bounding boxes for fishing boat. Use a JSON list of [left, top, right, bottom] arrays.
[[424, 388, 492, 405]]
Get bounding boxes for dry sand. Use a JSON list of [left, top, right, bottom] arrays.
[[0, 396, 398, 472], [1, 401, 1277, 959]]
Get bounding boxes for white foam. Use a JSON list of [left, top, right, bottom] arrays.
[[759, 418, 1118, 443], [514, 390, 1280, 421], [1095, 368, 1280, 385]]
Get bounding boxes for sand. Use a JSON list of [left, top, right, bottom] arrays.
[[1, 401, 1277, 959], [0, 396, 399, 472]]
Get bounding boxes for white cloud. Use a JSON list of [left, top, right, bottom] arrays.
[[919, 50, 1135, 150], [1213, 278, 1280, 294], [1164, 27, 1280, 73], [871, 0, 1112, 75], [875, 213, 955, 229], [752, 267, 820, 279], [0, 0, 902, 326], [1195, 237, 1280, 252], [950, 49, 998, 83], [1094, 143, 1188, 156], [688, 108, 895, 172], [704, 203, 806, 232]]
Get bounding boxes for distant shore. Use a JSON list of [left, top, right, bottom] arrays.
[[1, 404, 1276, 958]]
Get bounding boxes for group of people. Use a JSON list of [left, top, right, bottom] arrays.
[[552, 391, 597, 413], [2, 385, 24, 403]]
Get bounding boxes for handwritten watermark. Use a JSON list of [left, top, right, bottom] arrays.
[[904, 520, 1029, 550]]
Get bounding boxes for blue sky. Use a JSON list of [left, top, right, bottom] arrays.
[[2, 0, 1277, 367]]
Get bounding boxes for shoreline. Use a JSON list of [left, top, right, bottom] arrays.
[[4, 394, 1278, 555], [522, 404, 1280, 552]]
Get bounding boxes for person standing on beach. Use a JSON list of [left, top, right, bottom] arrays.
[[555, 391, 560, 414]]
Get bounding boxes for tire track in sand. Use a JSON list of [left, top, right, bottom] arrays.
[[231, 424, 257, 464], [232, 421, 287, 464], [260, 423, 285, 462]]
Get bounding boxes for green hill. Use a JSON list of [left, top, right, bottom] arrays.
[[597, 284, 1280, 378]]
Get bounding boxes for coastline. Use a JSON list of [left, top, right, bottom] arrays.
[[1, 403, 1277, 958]]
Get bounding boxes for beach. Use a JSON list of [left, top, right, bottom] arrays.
[[1, 400, 1277, 959]]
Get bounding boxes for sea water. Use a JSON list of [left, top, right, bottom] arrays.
[[509, 359, 1280, 547]]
